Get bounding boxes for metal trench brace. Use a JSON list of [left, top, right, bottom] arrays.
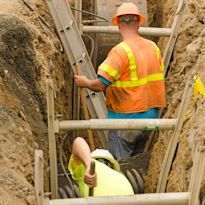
[[35, 144, 205, 205], [47, 79, 182, 200]]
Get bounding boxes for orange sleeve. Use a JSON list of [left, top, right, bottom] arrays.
[[97, 46, 126, 83]]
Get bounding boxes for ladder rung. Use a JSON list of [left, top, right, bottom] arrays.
[[83, 26, 171, 37]]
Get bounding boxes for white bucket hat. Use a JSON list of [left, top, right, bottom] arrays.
[[91, 149, 120, 172]]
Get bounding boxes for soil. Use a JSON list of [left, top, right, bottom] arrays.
[[145, 0, 205, 194], [0, 0, 73, 204], [0, 0, 205, 204]]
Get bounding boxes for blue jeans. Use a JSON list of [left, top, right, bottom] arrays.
[[107, 108, 158, 160]]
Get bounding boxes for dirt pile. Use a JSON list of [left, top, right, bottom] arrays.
[[0, 0, 73, 204]]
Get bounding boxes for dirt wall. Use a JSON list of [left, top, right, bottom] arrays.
[[0, 0, 73, 204], [146, 0, 205, 194]]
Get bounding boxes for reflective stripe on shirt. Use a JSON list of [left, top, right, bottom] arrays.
[[111, 73, 164, 88], [119, 42, 138, 81], [98, 63, 120, 80]]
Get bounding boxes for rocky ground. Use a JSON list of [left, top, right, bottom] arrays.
[[0, 0, 205, 204]]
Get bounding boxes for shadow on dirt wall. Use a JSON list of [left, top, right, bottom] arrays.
[[0, 14, 48, 150]]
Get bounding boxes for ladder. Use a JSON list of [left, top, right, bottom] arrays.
[[46, 0, 108, 148]]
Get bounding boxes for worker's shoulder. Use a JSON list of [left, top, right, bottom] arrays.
[[108, 43, 127, 59], [111, 43, 125, 53], [116, 37, 158, 50], [139, 36, 158, 47]]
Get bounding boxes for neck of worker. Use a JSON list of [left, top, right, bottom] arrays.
[[119, 22, 139, 40]]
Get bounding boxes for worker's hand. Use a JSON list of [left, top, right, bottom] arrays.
[[84, 165, 97, 188], [74, 75, 90, 88]]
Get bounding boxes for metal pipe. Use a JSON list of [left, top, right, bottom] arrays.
[[56, 119, 178, 132], [49, 192, 190, 205], [83, 26, 171, 37]]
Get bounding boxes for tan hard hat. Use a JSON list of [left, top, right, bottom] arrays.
[[91, 149, 120, 172], [112, 2, 145, 26]]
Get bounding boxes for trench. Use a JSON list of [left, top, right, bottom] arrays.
[[0, 0, 205, 204]]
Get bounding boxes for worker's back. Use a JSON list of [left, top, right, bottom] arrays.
[[98, 35, 166, 113]]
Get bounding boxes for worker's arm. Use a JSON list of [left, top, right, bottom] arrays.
[[74, 75, 107, 92], [72, 137, 97, 188]]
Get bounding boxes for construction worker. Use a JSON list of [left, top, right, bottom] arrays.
[[74, 3, 166, 160], [68, 137, 134, 197]]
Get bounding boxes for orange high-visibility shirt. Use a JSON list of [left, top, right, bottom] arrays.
[[98, 35, 166, 113]]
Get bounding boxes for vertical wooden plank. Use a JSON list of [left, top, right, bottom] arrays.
[[35, 150, 44, 205], [74, 0, 82, 30], [76, 64, 95, 151], [189, 146, 205, 205], [44, 197, 50, 205], [163, 0, 187, 74], [156, 80, 193, 193], [72, 83, 80, 138], [73, 0, 82, 138], [46, 79, 58, 199]]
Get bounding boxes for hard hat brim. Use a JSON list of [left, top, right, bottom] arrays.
[[91, 149, 120, 171], [112, 15, 145, 26]]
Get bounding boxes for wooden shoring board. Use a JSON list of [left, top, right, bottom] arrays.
[[163, 0, 187, 74], [72, 0, 82, 138], [46, 0, 108, 148], [74, 0, 82, 30], [35, 150, 44, 205], [46, 79, 58, 199], [188, 146, 205, 205], [143, 0, 187, 153], [156, 80, 193, 193]]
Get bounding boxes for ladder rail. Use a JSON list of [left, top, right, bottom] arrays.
[[47, 0, 108, 117]]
